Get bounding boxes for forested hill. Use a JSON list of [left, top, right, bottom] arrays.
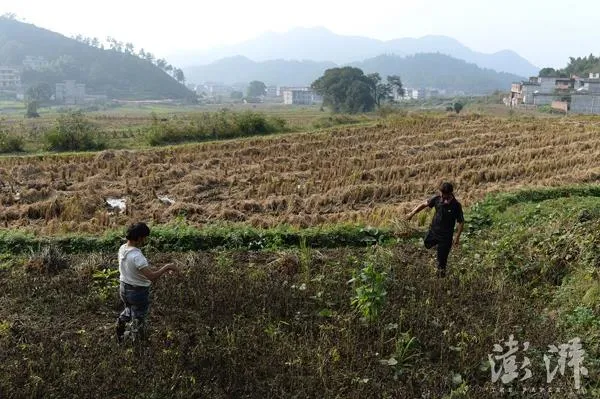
[[185, 53, 523, 94], [0, 17, 195, 100], [352, 54, 523, 93]]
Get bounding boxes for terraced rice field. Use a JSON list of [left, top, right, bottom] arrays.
[[0, 114, 599, 234]]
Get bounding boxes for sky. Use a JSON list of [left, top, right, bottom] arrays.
[[1, 0, 598, 68]]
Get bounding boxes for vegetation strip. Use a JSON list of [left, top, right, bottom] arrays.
[[467, 184, 600, 232], [0, 224, 420, 254], [1, 185, 599, 254]]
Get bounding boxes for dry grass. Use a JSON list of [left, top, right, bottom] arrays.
[[0, 114, 599, 234]]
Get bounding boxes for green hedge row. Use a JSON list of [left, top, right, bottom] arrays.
[[0, 223, 418, 255]]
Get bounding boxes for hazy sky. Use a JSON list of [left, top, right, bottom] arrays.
[[1, 0, 598, 68]]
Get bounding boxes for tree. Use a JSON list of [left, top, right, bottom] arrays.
[[26, 83, 53, 103], [145, 52, 155, 64], [25, 101, 40, 118], [539, 67, 557, 77], [311, 67, 376, 113], [173, 68, 185, 84], [387, 75, 404, 100], [367, 73, 394, 107], [247, 81, 267, 98], [156, 58, 167, 70], [124, 43, 135, 55], [231, 91, 244, 100], [453, 102, 464, 114]]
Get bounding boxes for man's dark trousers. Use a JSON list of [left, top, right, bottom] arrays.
[[424, 231, 452, 270]]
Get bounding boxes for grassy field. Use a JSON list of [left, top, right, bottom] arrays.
[[0, 187, 599, 397]]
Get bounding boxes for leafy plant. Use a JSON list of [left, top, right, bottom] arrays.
[[349, 255, 387, 323], [380, 332, 421, 378], [92, 268, 120, 301]]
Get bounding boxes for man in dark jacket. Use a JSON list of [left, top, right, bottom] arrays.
[[406, 182, 464, 277]]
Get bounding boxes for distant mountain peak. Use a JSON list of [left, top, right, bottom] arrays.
[[173, 27, 538, 77]]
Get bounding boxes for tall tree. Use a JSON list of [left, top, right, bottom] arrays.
[[26, 82, 53, 103], [367, 73, 393, 107], [173, 68, 185, 84], [387, 75, 404, 100], [247, 80, 267, 98], [124, 42, 135, 55], [311, 67, 376, 113], [156, 58, 167, 70]]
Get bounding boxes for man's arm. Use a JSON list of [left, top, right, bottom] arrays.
[[454, 223, 464, 246], [140, 263, 178, 282], [406, 201, 429, 220], [454, 203, 465, 246]]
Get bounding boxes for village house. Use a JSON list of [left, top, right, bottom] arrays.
[[56, 80, 86, 105], [0, 66, 21, 89], [509, 73, 600, 114], [282, 87, 322, 105]]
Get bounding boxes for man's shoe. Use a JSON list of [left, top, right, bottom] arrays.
[[436, 268, 447, 278]]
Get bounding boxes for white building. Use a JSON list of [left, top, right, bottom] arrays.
[[22, 56, 49, 71], [283, 88, 321, 105], [56, 80, 86, 105], [0, 67, 21, 89], [266, 85, 278, 98]]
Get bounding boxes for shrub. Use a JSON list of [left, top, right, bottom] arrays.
[[44, 111, 106, 152], [453, 102, 464, 114], [146, 110, 287, 146], [0, 132, 24, 153], [0, 121, 24, 153], [25, 245, 69, 274]]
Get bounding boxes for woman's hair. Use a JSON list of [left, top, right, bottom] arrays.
[[440, 182, 454, 195], [126, 222, 150, 241]]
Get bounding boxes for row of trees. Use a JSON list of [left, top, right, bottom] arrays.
[[71, 35, 185, 84], [311, 67, 404, 113], [539, 54, 600, 78]]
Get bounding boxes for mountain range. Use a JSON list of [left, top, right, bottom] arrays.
[[184, 54, 523, 94], [173, 27, 539, 78]]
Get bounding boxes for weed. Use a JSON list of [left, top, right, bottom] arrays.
[[349, 253, 388, 323], [25, 245, 68, 274]]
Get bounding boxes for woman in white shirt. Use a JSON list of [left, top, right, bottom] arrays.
[[116, 222, 179, 343]]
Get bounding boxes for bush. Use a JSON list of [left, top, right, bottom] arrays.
[[44, 111, 106, 151], [453, 102, 464, 114], [0, 121, 24, 153], [0, 132, 24, 153], [146, 110, 287, 146]]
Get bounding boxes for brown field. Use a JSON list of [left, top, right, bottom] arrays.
[[1, 114, 600, 234]]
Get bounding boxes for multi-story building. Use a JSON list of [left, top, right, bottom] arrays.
[[266, 86, 278, 98], [282, 88, 321, 105], [0, 67, 21, 88], [56, 80, 86, 105], [22, 56, 49, 70]]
